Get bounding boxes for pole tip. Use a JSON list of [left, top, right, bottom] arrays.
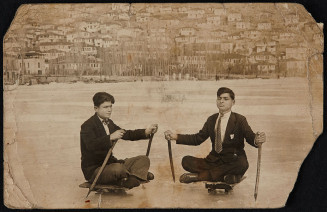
[[86, 191, 91, 198]]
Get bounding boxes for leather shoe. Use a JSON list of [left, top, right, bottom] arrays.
[[118, 176, 140, 189], [223, 174, 242, 184], [179, 173, 199, 183], [147, 172, 154, 181]]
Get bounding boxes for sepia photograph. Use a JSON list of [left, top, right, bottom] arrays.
[[2, 2, 324, 209]]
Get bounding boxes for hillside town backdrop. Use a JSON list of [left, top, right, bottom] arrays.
[[3, 3, 323, 85]]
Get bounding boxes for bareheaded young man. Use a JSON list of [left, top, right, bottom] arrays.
[[80, 92, 158, 189], [164, 87, 266, 184]]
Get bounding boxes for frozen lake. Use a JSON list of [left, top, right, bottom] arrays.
[[4, 78, 319, 208]]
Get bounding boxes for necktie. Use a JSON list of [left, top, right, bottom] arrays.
[[102, 119, 110, 135], [102, 119, 110, 125], [215, 114, 223, 153]]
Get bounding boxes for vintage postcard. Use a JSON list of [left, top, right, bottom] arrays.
[[3, 3, 323, 209]]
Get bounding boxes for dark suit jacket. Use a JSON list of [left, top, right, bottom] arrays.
[[80, 113, 148, 180], [176, 112, 257, 163]]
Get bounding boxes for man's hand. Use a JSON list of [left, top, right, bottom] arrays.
[[110, 129, 126, 141], [255, 132, 266, 146], [164, 130, 178, 141], [145, 124, 158, 136]]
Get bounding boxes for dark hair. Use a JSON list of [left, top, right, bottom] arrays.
[[217, 87, 235, 100], [93, 92, 115, 107]]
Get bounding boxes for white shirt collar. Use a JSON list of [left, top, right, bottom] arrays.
[[97, 115, 110, 135], [97, 115, 107, 123], [219, 110, 232, 119]]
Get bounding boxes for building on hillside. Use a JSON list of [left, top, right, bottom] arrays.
[[180, 27, 196, 36], [17, 52, 48, 75], [256, 62, 276, 75], [257, 22, 272, 30], [214, 8, 226, 16], [286, 59, 307, 77], [228, 13, 242, 22], [249, 52, 277, 64], [285, 47, 307, 60], [175, 35, 196, 44], [187, 9, 205, 19], [42, 49, 66, 60], [177, 55, 206, 77], [119, 13, 130, 21], [255, 40, 277, 53], [39, 42, 72, 52], [207, 16, 221, 26], [38, 32, 65, 43], [48, 54, 101, 76], [222, 54, 245, 68], [284, 14, 299, 25], [3, 54, 20, 83], [81, 46, 97, 56], [159, 6, 172, 14], [240, 30, 262, 39], [220, 42, 233, 53], [236, 22, 251, 30]]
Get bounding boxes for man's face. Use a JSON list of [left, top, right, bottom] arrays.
[[94, 101, 112, 119], [216, 93, 235, 113]]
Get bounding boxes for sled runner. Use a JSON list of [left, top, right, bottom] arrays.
[[79, 182, 129, 194], [204, 176, 246, 194]]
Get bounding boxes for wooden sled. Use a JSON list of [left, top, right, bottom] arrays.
[[204, 176, 246, 194], [79, 182, 129, 194]]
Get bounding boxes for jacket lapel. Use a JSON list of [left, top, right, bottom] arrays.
[[107, 120, 116, 134], [223, 112, 236, 142], [93, 113, 107, 136], [210, 113, 219, 139]]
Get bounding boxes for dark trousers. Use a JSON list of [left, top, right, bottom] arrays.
[[89, 155, 150, 184], [182, 155, 249, 181]]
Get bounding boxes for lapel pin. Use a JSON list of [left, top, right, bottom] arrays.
[[230, 134, 234, 139]]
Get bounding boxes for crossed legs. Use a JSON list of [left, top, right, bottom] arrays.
[[89, 155, 150, 186], [181, 155, 249, 182]]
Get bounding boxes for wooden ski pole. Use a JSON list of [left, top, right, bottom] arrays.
[[146, 133, 154, 157], [254, 143, 262, 201], [86, 140, 118, 198]]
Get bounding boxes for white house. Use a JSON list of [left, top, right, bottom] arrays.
[[228, 13, 242, 22], [211, 30, 228, 38], [187, 9, 205, 19], [279, 32, 296, 41], [284, 14, 299, 25], [180, 27, 196, 36], [178, 7, 189, 13], [85, 22, 101, 33], [207, 16, 221, 25], [257, 64, 276, 73], [38, 33, 65, 43], [220, 42, 233, 53], [236, 22, 251, 30], [286, 48, 307, 60], [257, 22, 272, 30], [159, 6, 172, 14], [42, 49, 66, 60], [214, 8, 226, 16], [119, 13, 130, 21], [18, 57, 47, 75], [39, 42, 71, 52], [286, 59, 306, 76], [81, 46, 97, 55], [145, 5, 155, 13], [105, 40, 119, 48]]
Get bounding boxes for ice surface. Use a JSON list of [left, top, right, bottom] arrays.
[[3, 77, 323, 208]]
